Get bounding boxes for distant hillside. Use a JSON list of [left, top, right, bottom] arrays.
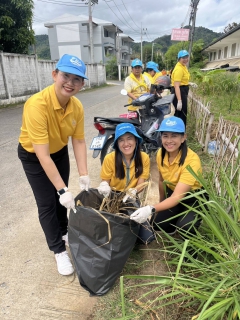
[[131, 26, 223, 54], [32, 26, 223, 60], [30, 34, 51, 60]]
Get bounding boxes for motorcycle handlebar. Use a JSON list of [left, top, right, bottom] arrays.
[[124, 103, 131, 107]]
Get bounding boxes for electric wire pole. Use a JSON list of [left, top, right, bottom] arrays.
[[88, 0, 94, 63], [188, 0, 200, 67]]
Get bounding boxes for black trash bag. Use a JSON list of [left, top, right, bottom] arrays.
[[68, 188, 140, 296]]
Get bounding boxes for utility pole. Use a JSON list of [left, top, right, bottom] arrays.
[[140, 24, 147, 62], [151, 42, 155, 61], [188, 0, 200, 67], [88, 0, 94, 63], [116, 26, 121, 81]]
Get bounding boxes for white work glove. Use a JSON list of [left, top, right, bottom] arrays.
[[97, 181, 111, 198], [177, 100, 182, 111], [130, 205, 152, 224], [189, 82, 198, 88], [122, 188, 137, 203], [79, 175, 90, 191], [59, 191, 76, 210]]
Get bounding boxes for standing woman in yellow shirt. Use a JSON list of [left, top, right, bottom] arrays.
[[130, 116, 204, 239], [18, 54, 90, 276], [171, 50, 190, 126]]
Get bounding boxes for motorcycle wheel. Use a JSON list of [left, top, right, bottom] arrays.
[[100, 137, 115, 164]]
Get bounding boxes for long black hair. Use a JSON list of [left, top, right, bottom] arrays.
[[114, 138, 143, 180], [160, 133, 188, 166]]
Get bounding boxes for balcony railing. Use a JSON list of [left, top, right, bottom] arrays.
[[103, 37, 115, 48]]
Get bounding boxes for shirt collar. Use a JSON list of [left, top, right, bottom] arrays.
[[50, 84, 73, 114]]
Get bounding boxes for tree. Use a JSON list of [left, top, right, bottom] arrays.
[[223, 22, 239, 33], [0, 0, 35, 54]]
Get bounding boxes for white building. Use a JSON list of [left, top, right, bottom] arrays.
[[44, 13, 133, 69], [202, 24, 240, 71]]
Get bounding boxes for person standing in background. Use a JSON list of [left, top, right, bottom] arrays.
[[171, 50, 197, 126], [18, 54, 90, 276], [124, 59, 151, 112]]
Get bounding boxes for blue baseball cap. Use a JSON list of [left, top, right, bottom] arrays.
[[178, 50, 189, 59], [157, 116, 185, 133], [131, 59, 143, 68], [113, 123, 142, 148], [146, 61, 159, 72], [56, 54, 88, 79]]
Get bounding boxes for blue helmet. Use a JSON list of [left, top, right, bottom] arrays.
[[131, 59, 143, 68], [157, 116, 185, 133], [113, 123, 142, 148], [178, 50, 189, 59]]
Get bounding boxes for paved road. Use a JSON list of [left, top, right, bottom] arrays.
[[0, 83, 130, 320]]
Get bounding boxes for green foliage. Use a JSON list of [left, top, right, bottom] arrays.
[[105, 55, 124, 80], [0, 0, 35, 54], [29, 34, 51, 59], [119, 169, 240, 320], [224, 22, 239, 33]]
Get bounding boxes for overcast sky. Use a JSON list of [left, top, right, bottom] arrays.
[[33, 0, 240, 42]]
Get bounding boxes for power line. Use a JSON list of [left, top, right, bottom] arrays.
[[120, 0, 141, 29], [36, 0, 87, 7]]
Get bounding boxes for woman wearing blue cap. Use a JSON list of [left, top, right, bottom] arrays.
[[171, 50, 197, 126], [143, 61, 160, 84], [124, 59, 151, 112], [18, 54, 90, 276], [97, 123, 150, 203], [130, 116, 204, 241]]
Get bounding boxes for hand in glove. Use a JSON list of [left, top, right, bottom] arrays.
[[79, 175, 90, 191], [97, 181, 111, 198], [122, 188, 137, 203], [130, 205, 153, 224], [177, 100, 182, 111], [189, 82, 198, 88], [59, 191, 76, 210]]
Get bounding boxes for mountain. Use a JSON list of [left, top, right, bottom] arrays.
[[131, 26, 223, 54], [29, 34, 51, 60]]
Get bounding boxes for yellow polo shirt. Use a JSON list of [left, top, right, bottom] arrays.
[[143, 72, 155, 84], [152, 71, 163, 84], [19, 84, 85, 154], [156, 148, 202, 191], [171, 62, 190, 86], [101, 151, 150, 191]]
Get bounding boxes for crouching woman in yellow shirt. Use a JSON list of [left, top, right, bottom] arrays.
[[97, 123, 150, 200], [130, 116, 204, 239]]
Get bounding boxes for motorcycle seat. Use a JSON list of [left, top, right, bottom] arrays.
[[94, 116, 140, 125]]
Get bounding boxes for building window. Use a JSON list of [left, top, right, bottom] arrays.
[[213, 52, 216, 60], [104, 29, 109, 37], [231, 43, 236, 57], [209, 52, 212, 61], [218, 50, 221, 59], [224, 46, 228, 58]]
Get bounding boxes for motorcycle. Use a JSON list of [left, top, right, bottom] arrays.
[[90, 85, 174, 163]]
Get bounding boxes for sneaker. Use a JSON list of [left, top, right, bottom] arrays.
[[55, 251, 74, 275], [62, 233, 69, 247]]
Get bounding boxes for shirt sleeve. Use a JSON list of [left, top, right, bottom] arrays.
[[72, 100, 85, 140], [179, 156, 202, 187], [140, 153, 150, 179], [173, 68, 184, 83], [24, 103, 49, 145], [100, 153, 115, 180], [124, 77, 133, 93]]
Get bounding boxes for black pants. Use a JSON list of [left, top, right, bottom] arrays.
[[151, 187, 202, 236], [18, 143, 70, 254], [171, 86, 189, 126]]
